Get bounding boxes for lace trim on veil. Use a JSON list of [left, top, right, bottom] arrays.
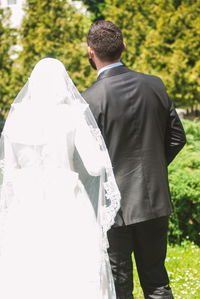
[[89, 126, 120, 250]]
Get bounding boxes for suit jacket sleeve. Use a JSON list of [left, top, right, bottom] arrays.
[[165, 97, 186, 165]]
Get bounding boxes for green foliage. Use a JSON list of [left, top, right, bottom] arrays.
[[132, 242, 200, 298], [12, 0, 96, 107], [103, 0, 200, 107], [76, 0, 105, 20], [168, 120, 200, 245], [0, 8, 16, 119], [2, 0, 199, 116]]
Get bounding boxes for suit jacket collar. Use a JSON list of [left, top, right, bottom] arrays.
[[97, 65, 132, 81]]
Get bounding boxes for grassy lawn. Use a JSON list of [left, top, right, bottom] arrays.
[[132, 241, 200, 298]]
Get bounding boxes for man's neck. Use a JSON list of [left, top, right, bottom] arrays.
[[96, 60, 120, 71], [97, 61, 123, 77]]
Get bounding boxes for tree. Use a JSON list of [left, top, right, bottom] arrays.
[[76, 0, 105, 20], [0, 8, 16, 119], [103, 0, 200, 108], [14, 0, 96, 99]]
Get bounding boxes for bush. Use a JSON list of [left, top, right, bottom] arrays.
[[168, 119, 200, 245]]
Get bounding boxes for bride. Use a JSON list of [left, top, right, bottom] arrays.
[[0, 58, 120, 299]]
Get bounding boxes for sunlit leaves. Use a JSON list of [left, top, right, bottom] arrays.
[[0, 8, 16, 119], [103, 0, 200, 107], [14, 0, 95, 98]]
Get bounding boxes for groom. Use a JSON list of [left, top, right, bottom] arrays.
[[82, 20, 186, 299]]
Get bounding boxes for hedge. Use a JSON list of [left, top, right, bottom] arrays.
[[168, 119, 200, 245]]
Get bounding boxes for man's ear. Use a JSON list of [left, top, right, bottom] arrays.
[[123, 42, 126, 52], [88, 46, 95, 58]]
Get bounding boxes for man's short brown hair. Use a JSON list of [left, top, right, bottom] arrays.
[[87, 20, 124, 62]]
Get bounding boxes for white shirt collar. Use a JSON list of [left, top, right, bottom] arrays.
[[97, 62, 123, 77]]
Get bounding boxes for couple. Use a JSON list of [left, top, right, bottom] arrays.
[[0, 21, 186, 299]]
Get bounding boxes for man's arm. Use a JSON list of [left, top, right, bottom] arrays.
[[165, 99, 186, 165]]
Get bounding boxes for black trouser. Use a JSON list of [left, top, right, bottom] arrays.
[[107, 216, 174, 299]]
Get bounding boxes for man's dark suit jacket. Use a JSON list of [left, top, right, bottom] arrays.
[[82, 66, 186, 226]]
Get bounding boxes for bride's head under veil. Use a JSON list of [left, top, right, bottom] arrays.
[[10, 58, 83, 107], [25, 58, 77, 106], [0, 58, 121, 249]]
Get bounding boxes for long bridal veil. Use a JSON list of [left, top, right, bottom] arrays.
[[0, 58, 120, 298]]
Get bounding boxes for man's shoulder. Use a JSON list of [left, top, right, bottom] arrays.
[[82, 80, 104, 103], [127, 70, 166, 95], [106, 66, 165, 89], [82, 80, 101, 95], [82, 67, 166, 100], [132, 69, 164, 85]]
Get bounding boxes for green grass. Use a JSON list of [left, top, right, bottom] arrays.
[[132, 241, 200, 299]]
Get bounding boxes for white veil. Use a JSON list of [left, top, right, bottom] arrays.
[[0, 58, 120, 297]]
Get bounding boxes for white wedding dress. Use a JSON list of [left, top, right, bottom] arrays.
[[0, 58, 120, 299], [0, 104, 117, 299]]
